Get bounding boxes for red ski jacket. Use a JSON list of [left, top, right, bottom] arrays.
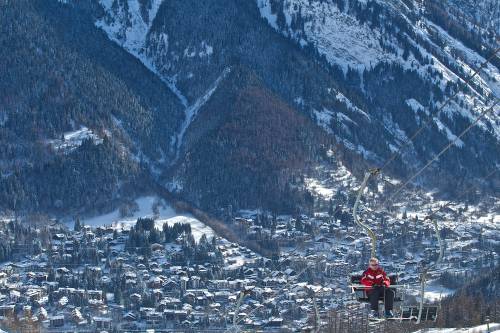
[[360, 267, 391, 289]]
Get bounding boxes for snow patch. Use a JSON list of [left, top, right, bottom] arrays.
[[166, 179, 183, 193], [256, 0, 279, 30], [406, 98, 426, 114], [47, 127, 103, 154], [336, 112, 357, 126], [294, 97, 305, 107], [313, 109, 334, 134], [382, 115, 412, 148], [433, 118, 465, 148], [183, 41, 214, 58], [199, 41, 213, 57], [334, 92, 371, 120], [0, 112, 8, 126], [426, 21, 500, 98], [304, 178, 335, 200], [95, 0, 190, 107], [96, 0, 163, 55]]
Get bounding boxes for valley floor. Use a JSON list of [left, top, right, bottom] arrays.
[[0, 158, 497, 332]]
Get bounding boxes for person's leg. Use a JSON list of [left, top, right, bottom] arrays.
[[368, 286, 382, 312], [384, 288, 395, 311]]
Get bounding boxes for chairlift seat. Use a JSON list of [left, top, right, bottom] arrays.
[[350, 274, 402, 302], [401, 306, 438, 321]]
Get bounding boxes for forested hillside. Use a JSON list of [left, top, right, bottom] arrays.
[[444, 0, 499, 39], [0, 0, 498, 216], [93, 0, 499, 211], [171, 67, 330, 211], [0, 0, 183, 213], [437, 266, 500, 328]]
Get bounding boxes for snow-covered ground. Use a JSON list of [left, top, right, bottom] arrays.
[[256, 0, 395, 71], [425, 21, 500, 99], [304, 157, 356, 201], [74, 196, 214, 241], [95, 0, 189, 109], [47, 126, 103, 154], [95, 0, 163, 57], [305, 177, 336, 200], [255, 0, 500, 151], [95, 0, 232, 160], [313, 108, 335, 135], [416, 323, 500, 333]]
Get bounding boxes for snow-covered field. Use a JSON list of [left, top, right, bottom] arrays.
[[73, 196, 214, 241], [304, 158, 355, 202], [416, 323, 500, 332]]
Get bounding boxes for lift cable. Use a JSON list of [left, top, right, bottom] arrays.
[[352, 46, 499, 254], [380, 98, 499, 209], [378, 46, 500, 174]]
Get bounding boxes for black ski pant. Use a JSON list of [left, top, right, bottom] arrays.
[[368, 286, 394, 311]]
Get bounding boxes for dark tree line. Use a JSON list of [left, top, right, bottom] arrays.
[[437, 266, 500, 328]]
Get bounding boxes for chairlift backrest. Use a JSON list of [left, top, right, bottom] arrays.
[[350, 274, 402, 303]]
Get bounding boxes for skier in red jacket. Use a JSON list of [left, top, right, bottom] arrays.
[[361, 257, 395, 319]]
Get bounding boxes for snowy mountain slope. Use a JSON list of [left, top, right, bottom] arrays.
[[89, 0, 499, 207], [3, 0, 499, 214], [254, 0, 500, 173], [95, 0, 163, 55], [95, 0, 236, 162], [169, 67, 331, 210], [256, 0, 397, 71], [445, 0, 500, 37], [256, 0, 499, 110], [95, 0, 188, 108]]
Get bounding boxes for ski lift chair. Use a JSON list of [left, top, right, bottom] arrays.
[[401, 305, 438, 321], [350, 274, 402, 303]]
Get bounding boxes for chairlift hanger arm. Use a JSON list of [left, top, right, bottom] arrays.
[[352, 168, 380, 258], [430, 217, 444, 265], [417, 216, 444, 324]]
